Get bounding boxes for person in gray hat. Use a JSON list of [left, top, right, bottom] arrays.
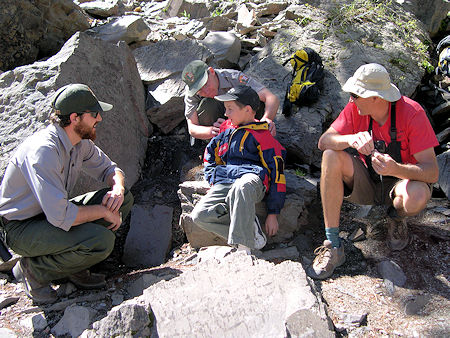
[[307, 63, 439, 280], [182, 60, 279, 143], [0, 84, 133, 303]]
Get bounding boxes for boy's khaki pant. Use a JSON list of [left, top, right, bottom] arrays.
[[3, 188, 133, 283], [191, 173, 265, 249]]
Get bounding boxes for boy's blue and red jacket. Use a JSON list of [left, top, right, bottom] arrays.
[[203, 121, 286, 214]]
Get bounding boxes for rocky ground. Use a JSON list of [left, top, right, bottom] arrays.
[[305, 198, 450, 337], [1, 173, 448, 336], [0, 127, 448, 337]]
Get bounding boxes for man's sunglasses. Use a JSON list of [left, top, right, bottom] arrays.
[[350, 93, 360, 99], [76, 111, 100, 118]]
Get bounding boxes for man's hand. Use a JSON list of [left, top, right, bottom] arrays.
[[104, 209, 122, 231], [265, 214, 279, 237], [102, 186, 124, 213], [261, 117, 276, 136], [348, 131, 374, 155], [211, 118, 226, 136], [371, 151, 398, 176]]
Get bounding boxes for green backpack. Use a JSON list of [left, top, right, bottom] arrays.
[[282, 48, 324, 117]]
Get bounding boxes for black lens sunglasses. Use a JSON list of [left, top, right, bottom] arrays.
[[76, 111, 100, 118], [350, 93, 360, 100]]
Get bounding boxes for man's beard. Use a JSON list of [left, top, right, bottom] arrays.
[[74, 122, 96, 141]]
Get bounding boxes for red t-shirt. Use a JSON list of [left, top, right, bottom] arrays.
[[331, 96, 439, 164]]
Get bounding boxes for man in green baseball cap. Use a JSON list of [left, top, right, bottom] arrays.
[[182, 60, 279, 144], [0, 84, 133, 304], [52, 83, 113, 115]]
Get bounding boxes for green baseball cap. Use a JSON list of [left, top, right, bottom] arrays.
[[51, 84, 113, 115], [182, 60, 209, 96]]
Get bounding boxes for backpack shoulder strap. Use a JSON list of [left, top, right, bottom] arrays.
[[368, 102, 397, 138], [390, 101, 397, 141]]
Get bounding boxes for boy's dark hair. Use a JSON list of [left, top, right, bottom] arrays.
[[233, 100, 249, 110]]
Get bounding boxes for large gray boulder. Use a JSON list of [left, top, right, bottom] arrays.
[[86, 251, 332, 337], [79, 0, 119, 18], [133, 39, 214, 133], [89, 303, 151, 337], [163, 0, 210, 20], [245, 2, 430, 166], [145, 251, 332, 337], [392, 0, 450, 37], [52, 305, 97, 337], [122, 204, 173, 268], [0, 0, 90, 71], [86, 15, 151, 45], [290, 0, 449, 37], [201, 32, 242, 68], [133, 39, 214, 86], [0, 32, 149, 195]]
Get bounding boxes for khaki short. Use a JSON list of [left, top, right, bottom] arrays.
[[344, 156, 401, 206]]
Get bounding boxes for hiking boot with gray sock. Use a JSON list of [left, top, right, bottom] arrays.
[[254, 217, 267, 250], [386, 217, 410, 251], [68, 269, 106, 289], [307, 240, 345, 280], [12, 258, 57, 304]]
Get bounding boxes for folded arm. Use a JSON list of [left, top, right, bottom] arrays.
[[318, 127, 375, 155]]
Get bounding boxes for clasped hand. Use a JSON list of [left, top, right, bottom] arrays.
[[348, 131, 374, 155], [102, 187, 124, 231], [348, 132, 397, 176], [371, 151, 397, 176], [211, 118, 226, 136]]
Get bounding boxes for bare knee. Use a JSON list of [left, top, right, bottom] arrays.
[[322, 149, 354, 178], [322, 149, 341, 164], [394, 181, 430, 215]]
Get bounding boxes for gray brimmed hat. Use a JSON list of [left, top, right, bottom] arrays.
[[51, 84, 113, 115], [182, 60, 209, 96], [342, 63, 401, 102], [215, 85, 260, 111]]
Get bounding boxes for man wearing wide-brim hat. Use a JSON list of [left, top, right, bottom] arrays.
[[307, 63, 439, 280], [0, 84, 133, 303]]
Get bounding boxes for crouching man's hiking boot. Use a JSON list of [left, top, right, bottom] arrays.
[[386, 217, 410, 251], [12, 258, 57, 304], [307, 240, 345, 280], [68, 269, 106, 289]]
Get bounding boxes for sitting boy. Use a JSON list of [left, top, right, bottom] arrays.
[[191, 85, 286, 252]]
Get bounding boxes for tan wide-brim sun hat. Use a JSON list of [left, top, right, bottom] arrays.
[[342, 63, 401, 102]]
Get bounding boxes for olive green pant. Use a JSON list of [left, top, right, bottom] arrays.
[[3, 188, 133, 283]]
